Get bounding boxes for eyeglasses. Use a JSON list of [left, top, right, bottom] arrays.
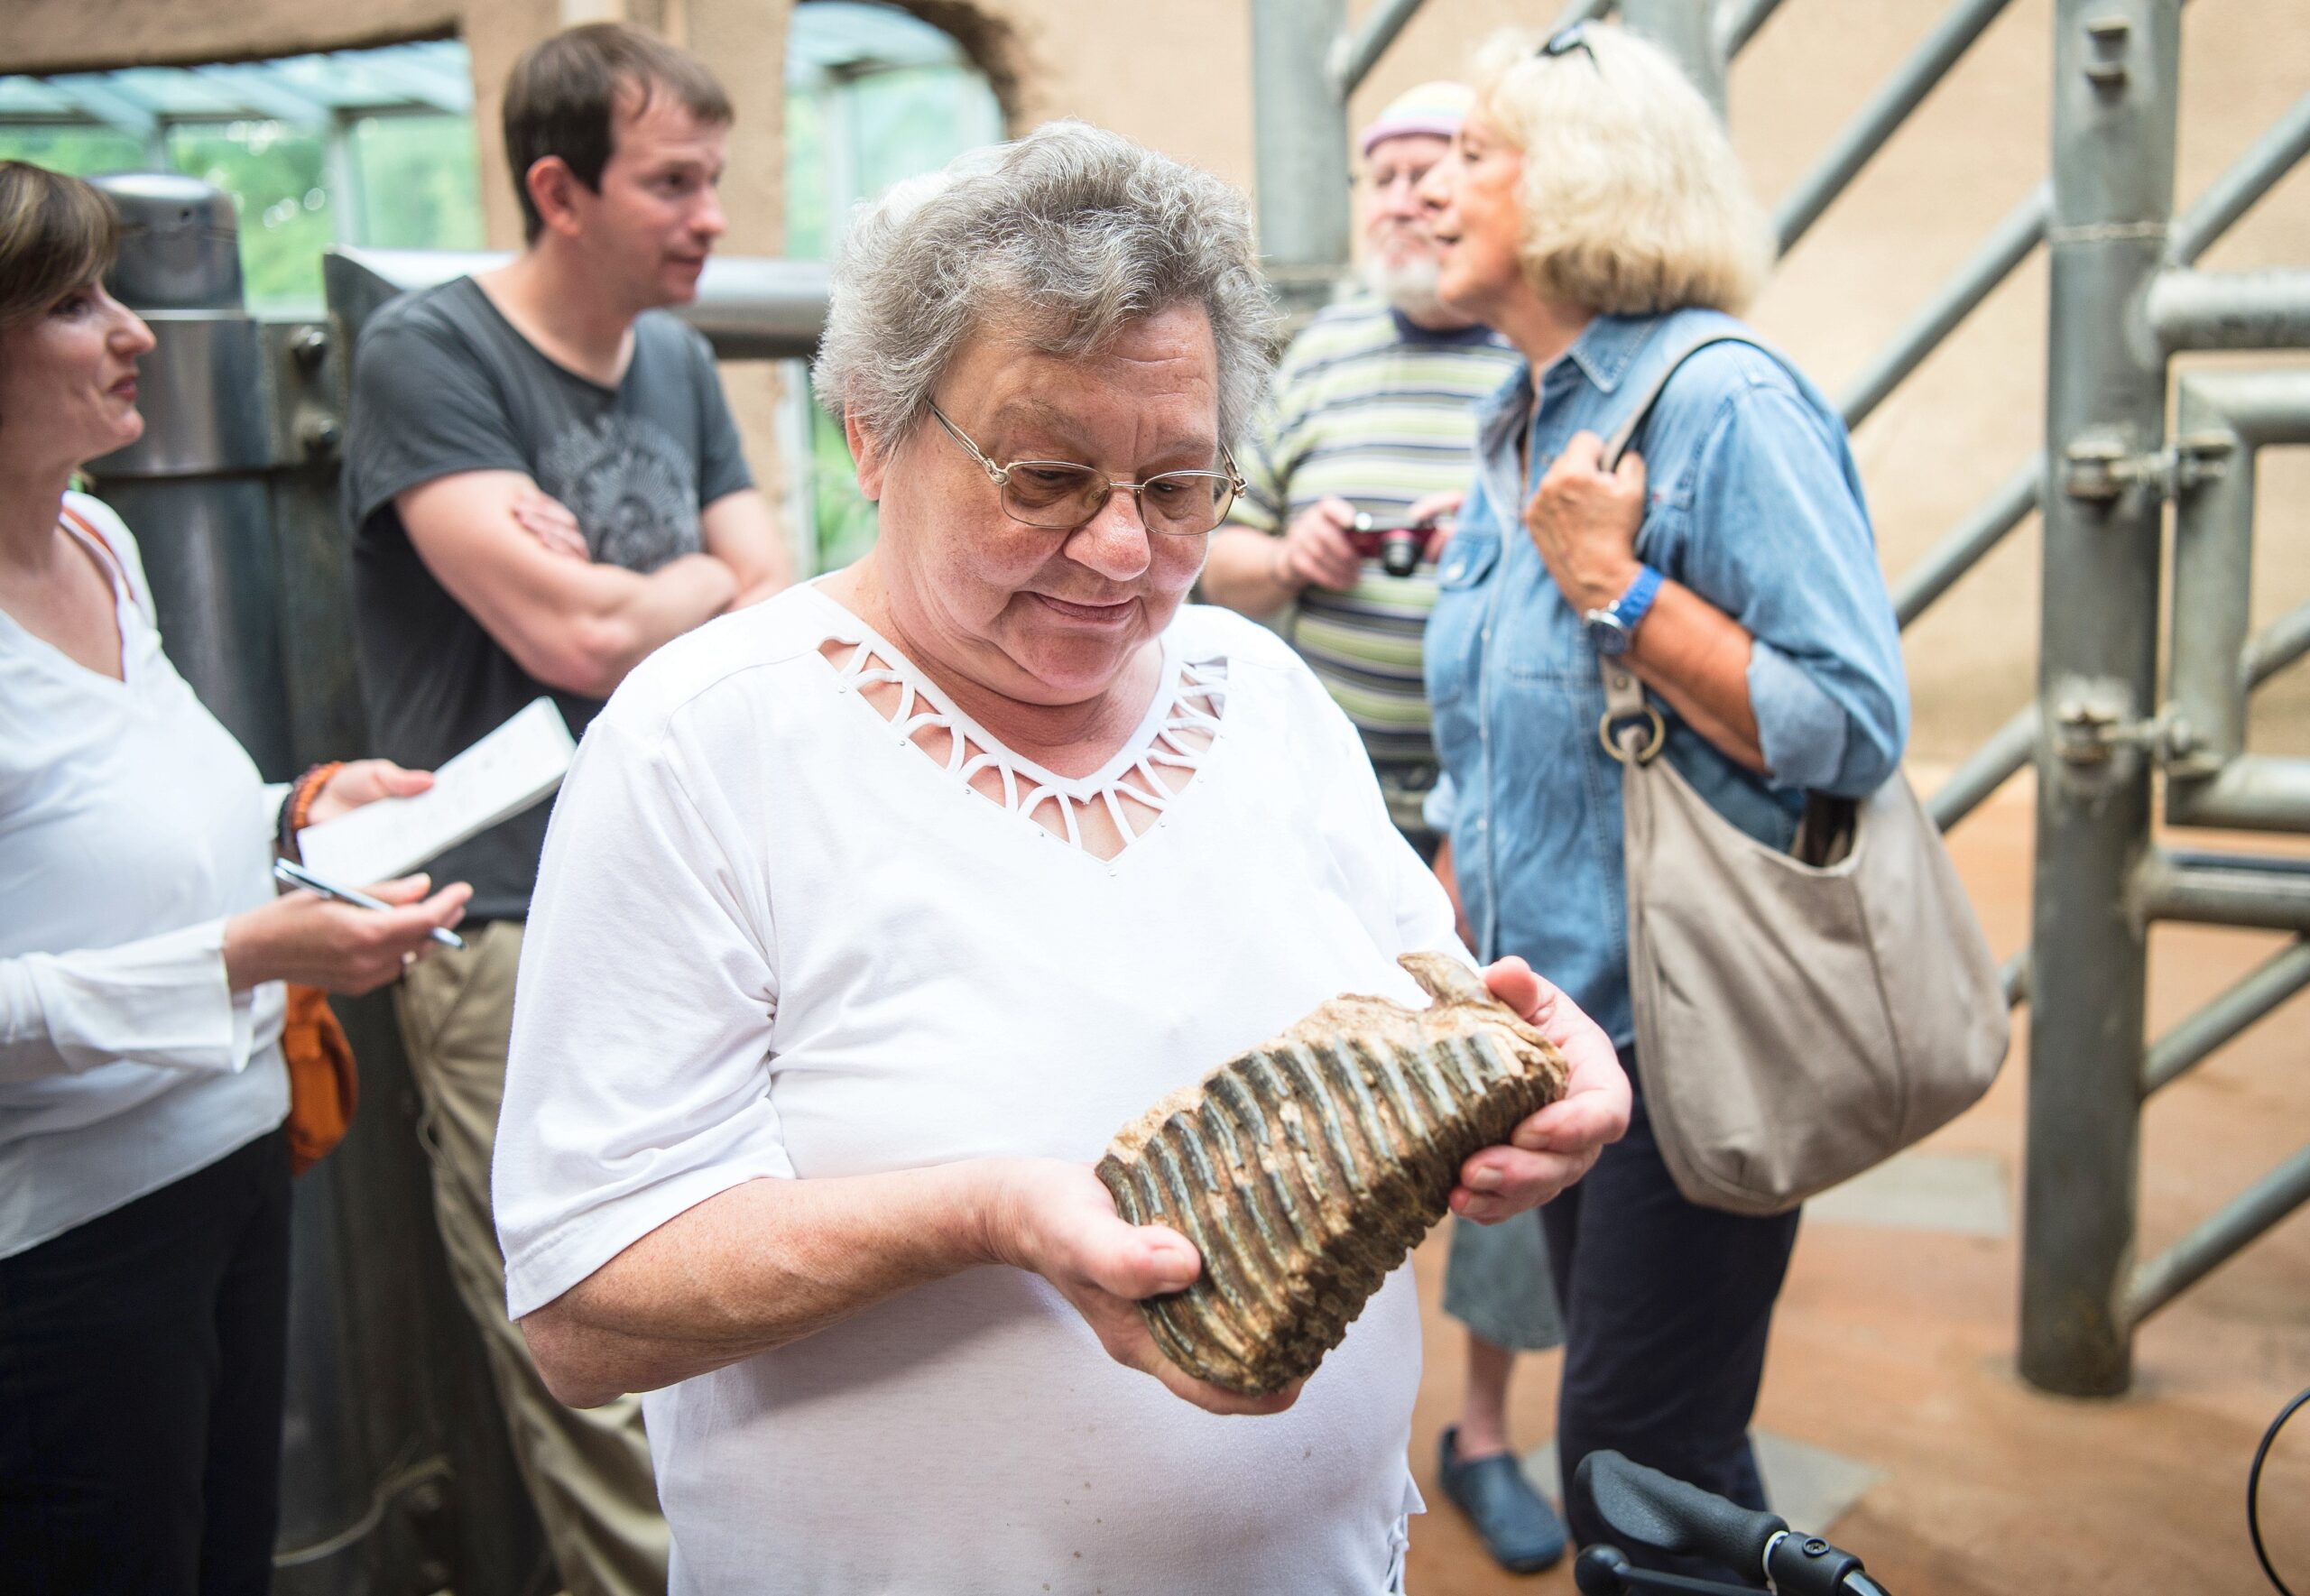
[[929, 402, 1243, 538], [1535, 22, 1601, 72]]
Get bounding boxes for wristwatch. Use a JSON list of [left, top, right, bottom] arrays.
[[1582, 565, 1663, 656]]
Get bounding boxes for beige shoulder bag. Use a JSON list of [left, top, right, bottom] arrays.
[[1599, 334, 2009, 1216]]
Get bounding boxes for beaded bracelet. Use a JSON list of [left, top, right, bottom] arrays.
[[277, 761, 345, 862]]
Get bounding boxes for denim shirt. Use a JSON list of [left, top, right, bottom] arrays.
[[1425, 309, 1908, 1050]]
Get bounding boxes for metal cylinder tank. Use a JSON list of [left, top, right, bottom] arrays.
[[91, 171, 245, 309]]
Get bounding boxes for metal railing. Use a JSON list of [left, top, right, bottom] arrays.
[[1249, 0, 2310, 1398]]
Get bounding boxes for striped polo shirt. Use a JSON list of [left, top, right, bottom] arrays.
[[1228, 292, 1521, 826]]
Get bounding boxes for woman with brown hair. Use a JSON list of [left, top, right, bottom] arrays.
[[0, 161, 470, 1595]]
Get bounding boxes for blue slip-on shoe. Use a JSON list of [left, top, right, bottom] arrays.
[[1437, 1425, 1567, 1574]]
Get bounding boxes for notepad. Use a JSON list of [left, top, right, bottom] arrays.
[[296, 697, 577, 886]]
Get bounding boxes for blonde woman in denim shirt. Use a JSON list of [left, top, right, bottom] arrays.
[[1414, 23, 1908, 1578]]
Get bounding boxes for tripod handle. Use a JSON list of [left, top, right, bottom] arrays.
[[1574, 1451, 1787, 1581]]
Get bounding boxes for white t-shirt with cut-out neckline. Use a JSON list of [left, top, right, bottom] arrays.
[[497, 581, 1463, 1595]]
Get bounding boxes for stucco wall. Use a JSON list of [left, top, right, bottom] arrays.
[[4, 0, 462, 76], [9, 0, 2306, 757]]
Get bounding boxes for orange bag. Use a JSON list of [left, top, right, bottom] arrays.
[[282, 984, 358, 1176], [65, 503, 363, 1177]]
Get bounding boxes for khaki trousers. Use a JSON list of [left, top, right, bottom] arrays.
[[396, 920, 670, 1596]]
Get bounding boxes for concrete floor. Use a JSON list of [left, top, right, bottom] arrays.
[[1402, 775, 2310, 1596]]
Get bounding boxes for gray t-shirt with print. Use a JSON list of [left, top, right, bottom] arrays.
[[344, 275, 752, 920]]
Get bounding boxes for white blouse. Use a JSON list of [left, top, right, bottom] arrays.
[[497, 584, 1465, 1596], [0, 494, 288, 1259]]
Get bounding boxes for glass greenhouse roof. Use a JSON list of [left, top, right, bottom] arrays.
[[0, 41, 474, 134]]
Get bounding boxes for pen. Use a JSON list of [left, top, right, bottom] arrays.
[[273, 858, 466, 951]]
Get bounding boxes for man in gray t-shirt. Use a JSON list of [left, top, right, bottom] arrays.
[[337, 24, 787, 1596], [346, 273, 756, 918]]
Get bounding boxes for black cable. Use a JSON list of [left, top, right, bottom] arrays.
[[2250, 1383, 2310, 1596]]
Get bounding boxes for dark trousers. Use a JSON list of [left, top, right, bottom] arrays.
[[1541, 1064, 1801, 1579], [0, 1130, 291, 1596]]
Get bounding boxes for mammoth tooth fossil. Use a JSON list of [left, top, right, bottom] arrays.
[[1095, 952, 1568, 1397]]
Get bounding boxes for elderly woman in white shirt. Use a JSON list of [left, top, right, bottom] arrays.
[[495, 124, 1629, 1595], [0, 161, 470, 1596]]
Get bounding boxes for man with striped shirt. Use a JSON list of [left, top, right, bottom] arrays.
[[1203, 80, 1521, 855], [1203, 81, 1567, 1577]]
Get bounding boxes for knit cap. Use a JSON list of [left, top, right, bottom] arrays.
[[1358, 80, 1474, 157]]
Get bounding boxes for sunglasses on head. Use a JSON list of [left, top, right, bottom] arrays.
[[1536, 22, 1601, 71]]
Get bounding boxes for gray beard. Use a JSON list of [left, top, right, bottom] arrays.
[[1363, 254, 1448, 322]]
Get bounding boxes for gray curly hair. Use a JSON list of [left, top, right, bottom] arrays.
[[812, 122, 1281, 449]]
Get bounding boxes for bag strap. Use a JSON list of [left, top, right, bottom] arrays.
[[1594, 330, 1777, 742], [58, 503, 148, 623], [1598, 330, 1766, 472]]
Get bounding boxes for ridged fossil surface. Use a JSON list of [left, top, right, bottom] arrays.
[[1096, 953, 1568, 1396]]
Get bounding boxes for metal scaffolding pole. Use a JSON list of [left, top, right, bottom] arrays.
[[1861, 63, 2303, 620], [1619, 0, 1724, 117], [2149, 267, 2310, 351], [1928, 702, 2034, 833], [328, 247, 830, 360], [2246, 600, 2310, 685], [1843, 187, 2049, 430], [1921, 447, 2310, 842], [2169, 758, 2310, 833], [2164, 369, 2310, 832], [2125, 1145, 2310, 1327], [1332, 0, 1426, 96], [1335, 0, 1615, 96], [1251, 0, 1354, 312], [2167, 92, 2310, 267], [2020, 0, 2178, 1399], [2143, 937, 2310, 1095], [1892, 454, 2041, 625], [2167, 372, 2296, 764], [2139, 850, 2310, 934], [1714, 0, 1787, 60], [1774, 0, 2017, 254]]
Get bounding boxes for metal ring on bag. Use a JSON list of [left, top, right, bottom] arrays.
[[1598, 705, 1666, 764]]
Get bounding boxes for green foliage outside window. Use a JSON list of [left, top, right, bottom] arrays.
[[784, 27, 1003, 574], [846, 68, 1003, 203], [811, 404, 882, 574], [0, 125, 145, 178], [785, 91, 832, 264], [0, 109, 482, 314], [352, 115, 485, 252], [3, 18, 997, 575], [165, 121, 332, 310]]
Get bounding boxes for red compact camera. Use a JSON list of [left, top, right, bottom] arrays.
[[1344, 512, 1449, 577]]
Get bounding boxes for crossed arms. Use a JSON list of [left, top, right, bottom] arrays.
[[396, 471, 790, 700]]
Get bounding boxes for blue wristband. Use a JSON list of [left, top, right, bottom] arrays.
[[1584, 564, 1663, 656], [1617, 564, 1664, 631]]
